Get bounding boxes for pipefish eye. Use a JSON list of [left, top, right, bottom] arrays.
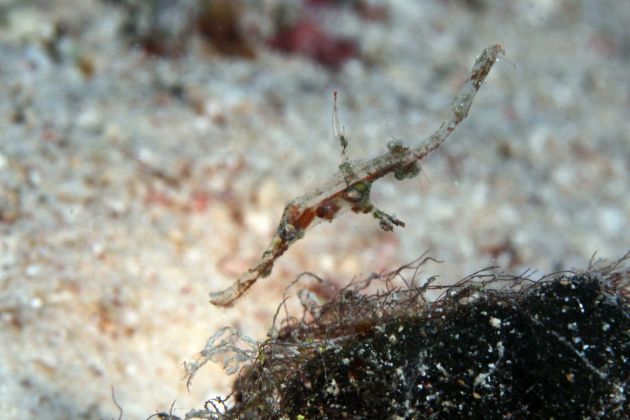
[[278, 222, 299, 241]]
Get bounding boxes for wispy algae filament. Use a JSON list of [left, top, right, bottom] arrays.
[[209, 44, 505, 307]]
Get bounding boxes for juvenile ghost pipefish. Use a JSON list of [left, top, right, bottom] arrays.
[[209, 44, 505, 307]]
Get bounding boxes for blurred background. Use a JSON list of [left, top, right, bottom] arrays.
[[0, 0, 628, 418]]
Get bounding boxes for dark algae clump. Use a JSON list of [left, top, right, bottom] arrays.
[[183, 255, 629, 419], [280, 275, 628, 418]]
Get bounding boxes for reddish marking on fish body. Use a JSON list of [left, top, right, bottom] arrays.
[[292, 207, 317, 230], [316, 199, 340, 220]]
